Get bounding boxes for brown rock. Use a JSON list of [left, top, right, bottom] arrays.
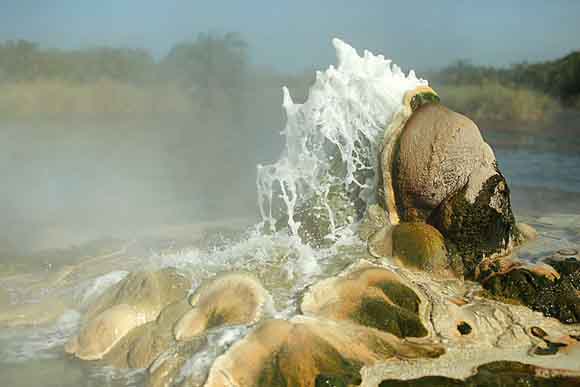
[[394, 103, 497, 222], [205, 317, 443, 387], [301, 266, 428, 338], [174, 273, 271, 341]]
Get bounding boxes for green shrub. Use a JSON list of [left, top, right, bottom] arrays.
[[435, 82, 560, 123]]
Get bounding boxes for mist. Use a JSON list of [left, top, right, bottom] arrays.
[[0, 34, 317, 253], [1, 1, 579, 255], [0, 115, 280, 252]]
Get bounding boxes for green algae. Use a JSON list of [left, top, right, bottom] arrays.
[[410, 92, 441, 112], [391, 222, 450, 275]]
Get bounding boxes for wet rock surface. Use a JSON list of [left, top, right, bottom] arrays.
[[301, 266, 428, 338], [204, 316, 443, 387], [174, 273, 271, 341], [481, 253, 580, 324], [368, 222, 463, 279], [391, 222, 462, 278], [81, 268, 192, 325], [429, 172, 518, 279], [293, 186, 358, 248], [386, 101, 519, 280], [147, 338, 207, 387], [65, 267, 192, 361], [359, 204, 389, 242], [394, 103, 498, 223], [379, 361, 580, 387]]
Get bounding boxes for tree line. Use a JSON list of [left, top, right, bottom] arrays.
[[430, 52, 580, 107], [1, 34, 578, 115], [0, 32, 247, 85]]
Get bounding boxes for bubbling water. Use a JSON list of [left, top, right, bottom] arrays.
[[257, 38, 428, 240]]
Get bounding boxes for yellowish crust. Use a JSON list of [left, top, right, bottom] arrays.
[[381, 85, 438, 225]]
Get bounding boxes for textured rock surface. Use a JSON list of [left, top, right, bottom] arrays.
[[82, 268, 192, 324], [429, 172, 518, 279], [385, 102, 518, 279], [146, 338, 207, 387], [204, 316, 443, 387], [394, 103, 497, 222], [482, 254, 580, 324], [66, 268, 192, 360], [381, 86, 439, 225], [100, 298, 192, 369], [301, 266, 427, 338], [379, 361, 580, 387], [368, 222, 463, 279], [65, 303, 145, 360], [174, 273, 271, 341], [391, 222, 461, 278]]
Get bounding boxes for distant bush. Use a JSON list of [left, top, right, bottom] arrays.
[[0, 79, 193, 117], [431, 52, 580, 108], [0, 33, 251, 119], [436, 82, 560, 123], [0, 36, 576, 123]]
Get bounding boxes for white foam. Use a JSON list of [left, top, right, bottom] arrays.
[[86, 366, 146, 387], [177, 325, 249, 386], [257, 38, 428, 239], [151, 227, 325, 285], [78, 270, 129, 305]]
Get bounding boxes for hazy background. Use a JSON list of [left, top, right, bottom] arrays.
[[2, 0, 580, 72], [1, 1, 579, 254]]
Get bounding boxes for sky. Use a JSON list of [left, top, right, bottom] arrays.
[[0, 1, 579, 73]]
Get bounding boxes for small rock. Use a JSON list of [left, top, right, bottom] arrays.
[[558, 248, 579, 256], [391, 222, 460, 278]]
